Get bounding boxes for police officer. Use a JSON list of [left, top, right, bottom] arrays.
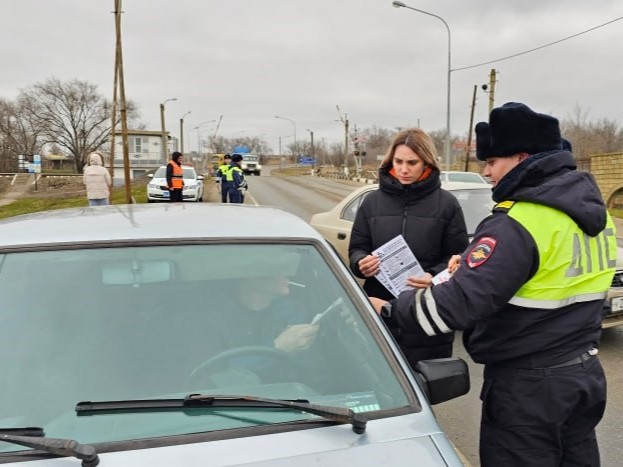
[[226, 154, 247, 204], [216, 154, 232, 203], [370, 102, 616, 466], [166, 151, 185, 202]]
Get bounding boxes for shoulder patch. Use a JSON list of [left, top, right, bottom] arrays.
[[493, 200, 515, 212], [467, 237, 497, 268]]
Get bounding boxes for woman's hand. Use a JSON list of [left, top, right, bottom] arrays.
[[358, 254, 380, 278], [406, 273, 433, 289], [274, 324, 319, 352]]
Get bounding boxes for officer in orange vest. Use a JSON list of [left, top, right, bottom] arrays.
[[166, 151, 185, 202]]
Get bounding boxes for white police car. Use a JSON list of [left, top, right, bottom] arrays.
[[147, 165, 204, 202]]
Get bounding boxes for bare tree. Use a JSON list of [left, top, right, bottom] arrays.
[[17, 77, 139, 172], [0, 99, 47, 171], [561, 105, 623, 171]]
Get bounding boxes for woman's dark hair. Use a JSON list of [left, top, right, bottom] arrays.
[[171, 151, 183, 163]]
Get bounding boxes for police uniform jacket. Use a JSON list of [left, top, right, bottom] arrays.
[[349, 167, 469, 366], [386, 150, 617, 368]]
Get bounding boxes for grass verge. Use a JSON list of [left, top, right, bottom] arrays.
[[0, 183, 148, 221]]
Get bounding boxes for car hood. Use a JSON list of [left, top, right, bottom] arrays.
[[9, 414, 461, 466], [151, 177, 197, 184]]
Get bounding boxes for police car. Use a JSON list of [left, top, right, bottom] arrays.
[[146, 165, 205, 202], [0, 204, 469, 466]]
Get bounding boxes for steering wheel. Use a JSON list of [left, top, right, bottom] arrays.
[[187, 346, 298, 387]]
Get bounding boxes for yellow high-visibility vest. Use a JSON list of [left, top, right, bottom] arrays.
[[501, 201, 616, 309]]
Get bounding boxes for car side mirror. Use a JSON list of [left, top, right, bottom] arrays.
[[147, 174, 154, 179], [414, 357, 470, 405], [197, 175, 204, 181]]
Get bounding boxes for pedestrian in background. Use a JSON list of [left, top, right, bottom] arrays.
[[216, 153, 232, 203], [370, 102, 616, 466], [83, 152, 112, 206], [227, 154, 247, 204], [349, 127, 468, 367], [166, 151, 185, 202]]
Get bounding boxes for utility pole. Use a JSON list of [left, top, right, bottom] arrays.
[[113, 0, 132, 204], [179, 111, 191, 153], [336, 105, 349, 170], [465, 84, 477, 172], [108, 2, 120, 181], [487, 69, 497, 114]]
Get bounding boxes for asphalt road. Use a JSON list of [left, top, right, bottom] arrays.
[[244, 169, 623, 467]]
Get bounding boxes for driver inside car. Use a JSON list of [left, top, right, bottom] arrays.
[[228, 274, 319, 352]]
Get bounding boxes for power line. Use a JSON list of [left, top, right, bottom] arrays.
[[453, 16, 623, 72]]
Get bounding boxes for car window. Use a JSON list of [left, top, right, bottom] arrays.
[[445, 172, 487, 184], [242, 155, 259, 162], [153, 167, 166, 178], [451, 188, 494, 234], [341, 189, 373, 222], [0, 244, 410, 450]]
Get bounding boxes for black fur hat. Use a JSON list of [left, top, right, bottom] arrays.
[[231, 154, 243, 162], [475, 102, 562, 161]]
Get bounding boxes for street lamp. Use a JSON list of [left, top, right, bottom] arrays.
[[192, 120, 216, 157], [179, 110, 191, 153], [275, 115, 297, 145], [306, 128, 315, 162], [392, 1, 452, 170], [159, 97, 177, 160]]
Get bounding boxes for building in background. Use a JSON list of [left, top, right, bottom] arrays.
[[112, 130, 178, 180]]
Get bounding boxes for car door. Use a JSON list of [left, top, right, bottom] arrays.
[[320, 187, 375, 261]]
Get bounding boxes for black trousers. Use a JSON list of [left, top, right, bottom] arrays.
[[168, 189, 183, 202], [480, 356, 606, 467]]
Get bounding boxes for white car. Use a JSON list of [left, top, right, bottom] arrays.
[[147, 165, 204, 202], [440, 171, 490, 185], [310, 181, 494, 262]]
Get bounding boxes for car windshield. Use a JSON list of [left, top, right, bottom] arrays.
[[452, 188, 494, 235], [243, 155, 259, 162], [153, 167, 197, 179], [0, 243, 410, 451], [443, 172, 488, 184]]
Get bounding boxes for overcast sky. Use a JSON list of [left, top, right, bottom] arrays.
[[3, 0, 622, 153]]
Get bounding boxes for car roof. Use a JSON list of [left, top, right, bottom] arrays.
[[0, 204, 324, 249], [352, 181, 491, 194]]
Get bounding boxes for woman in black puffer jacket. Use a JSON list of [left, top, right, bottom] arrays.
[[349, 128, 469, 367]]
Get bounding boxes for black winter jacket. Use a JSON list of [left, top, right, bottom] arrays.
[[348, 167, 469, 366]]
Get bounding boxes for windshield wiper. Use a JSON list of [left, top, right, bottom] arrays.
[[76, 394, 367, 434], [0, 427, 44, 437], [0, 433, 99, 467]]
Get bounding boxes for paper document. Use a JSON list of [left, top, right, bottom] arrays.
[[431, 268, 453, 285], [372, 235, 425, 298]]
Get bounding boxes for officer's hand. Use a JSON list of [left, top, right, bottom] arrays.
[[368, 297, 388, 315], [274, 324, 319, 352], [406, 273, 433, 289], [358, 254, 380, 278], [448, 255, 461, 273]]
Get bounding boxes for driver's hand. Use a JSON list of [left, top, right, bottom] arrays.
[[274, 324, 319, 352]]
